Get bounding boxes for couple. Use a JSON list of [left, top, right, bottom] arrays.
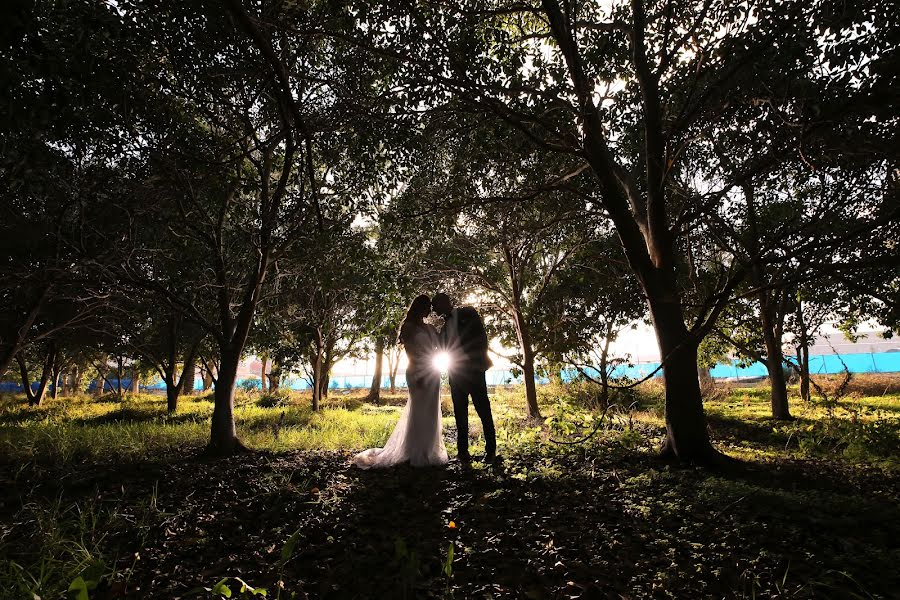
[[352, 293, 496, 469]]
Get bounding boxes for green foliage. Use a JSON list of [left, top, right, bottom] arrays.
[[1, 489, 154, 600], [781, 415, 900, 462], [257, 389, 294, 409], [210, 577, 267, 598], [239, 378, 262, 393]]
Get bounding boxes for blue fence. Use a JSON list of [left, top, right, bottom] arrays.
[[4, 351, 899, 394]]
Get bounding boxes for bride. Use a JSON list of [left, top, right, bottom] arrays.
[[352, 295, 449, 469]]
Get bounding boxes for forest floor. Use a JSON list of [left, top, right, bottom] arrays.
[[1, 376, 899, 599]]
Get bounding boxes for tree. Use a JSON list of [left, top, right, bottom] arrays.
[[105, 0, 385, 454], [1, 0, 144, 379], [265, 227, 384, 410], [352, 0, 898, 462], [125, 306, 205, 413], [540, 236, 646, 406], [15, 340, 57, 406]]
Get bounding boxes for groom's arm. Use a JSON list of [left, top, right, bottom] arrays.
[[470, 310, 490, 354], [460, 307, 492, 368]]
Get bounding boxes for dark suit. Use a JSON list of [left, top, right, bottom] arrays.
[[443, 306, 495, 458]]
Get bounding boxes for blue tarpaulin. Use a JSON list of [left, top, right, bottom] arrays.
[[3, 351, 898, 393]]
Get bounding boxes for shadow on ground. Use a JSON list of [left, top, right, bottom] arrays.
[[2, 445, 899, 599]]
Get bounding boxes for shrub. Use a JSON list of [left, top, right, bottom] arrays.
[[238, 378, 262, 393], [257, 389, 293, 408]]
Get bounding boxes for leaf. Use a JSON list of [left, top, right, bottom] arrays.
[[280, 528, 302, 566], [442, 543, 455, 578], [67, 577, 89, 600], [234, 577, 268, 596], [212, 578, 232, 598]]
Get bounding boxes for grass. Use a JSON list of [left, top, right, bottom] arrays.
[[0, 375, 899, 598]]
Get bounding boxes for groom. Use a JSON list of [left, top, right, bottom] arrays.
[[432, 293, 496, 463]]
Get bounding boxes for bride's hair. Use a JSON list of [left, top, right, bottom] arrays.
[[398, 294, 432, 345]]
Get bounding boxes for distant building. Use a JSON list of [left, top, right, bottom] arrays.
[[808, 331, 900, 356]]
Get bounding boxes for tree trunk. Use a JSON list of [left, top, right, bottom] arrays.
[[72, 364, 80, 394], [16, 345, 55, 407], [648, 294, 717, 463], [320, 371, 330, 399], [131, 363, 140, 394], [165, 371, 180, 413], [268, 360, 280, 391], [388, 347, 399, 393], [164, 340, 201, 413], [260, 354, 268, 393], [61, 368, 71, 396], [51, 366, 60, 400], [796, 300, 811, 402], [521, 345, 539, 418], [598, 331, 612, 406], [115, 356, 124, 399], [368, 337, 384, 404], [202, 366, 214, 391], [760, 294, 791, 419], [95, 364, 107, 395], [182, 353, 196, 395], [0, 286, 50, 379], [511, 306, 541, 418], [799, 343, 810, 402], [207, 344, 243, 455], [16, 353, 36, 405], [312, 330, 323, 412]]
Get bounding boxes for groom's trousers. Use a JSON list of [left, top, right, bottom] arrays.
[[449, 369, 496, 457]]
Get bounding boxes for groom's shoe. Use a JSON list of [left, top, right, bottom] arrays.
[[457, 452, 472, 464]]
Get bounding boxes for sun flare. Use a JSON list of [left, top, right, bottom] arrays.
[[433, 351, 451, 374]]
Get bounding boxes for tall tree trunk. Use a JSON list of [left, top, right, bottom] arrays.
[[115, 356, 124, 399], [51, 365, 60, 400], [796, 300, 811, 402], [799, 343, 810, 402], [511, 305, 540, 418], [165, 340, 201, 414], [505, 246, 541, 418], [268, 360, 280, 390], [320, 371, 331, 399], [209, 343, 242, 454], [165, 371, 180, 413], [16, 353, 36, 405], [72, 364, 80, 394], [131, 363, 140, 394], [202, 363, 214, 391], [520, 343, 539, 418], [598, 327, 613, 406], [61, 367, 71, 396], [760, 293, 791, 419], [0, 286, 50, 379], [16, 345, 55, 406], [311, 330, 323, 412], [260, 353, 268, 392], [95, 367, 106, 395], [647, 294, 716, 462], [182, 353, 196, 395], [388, 347, 399, 393], [368, 337, 384, 404]]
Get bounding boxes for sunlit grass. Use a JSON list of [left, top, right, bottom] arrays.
[[1, 374, 898, 467]]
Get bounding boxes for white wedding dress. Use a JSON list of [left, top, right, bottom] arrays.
[[353, 323, 448, 469]]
